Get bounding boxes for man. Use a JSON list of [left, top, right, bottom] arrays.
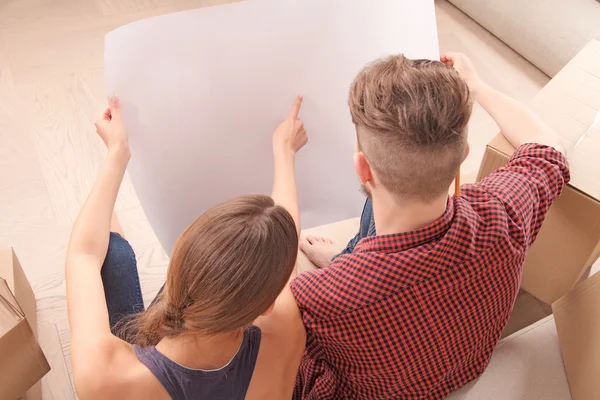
[[290, 53, 569, 399]]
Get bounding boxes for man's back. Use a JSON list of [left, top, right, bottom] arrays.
[[291, 145, 569, 399]]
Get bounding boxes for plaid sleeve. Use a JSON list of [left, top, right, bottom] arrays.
[[290, 269, 325, 324], [289, 269, 334, 357], [476, 143, 570, 248]]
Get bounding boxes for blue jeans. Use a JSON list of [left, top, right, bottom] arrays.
[[101, 232, 147, 333], [334, 198, 376, 259]]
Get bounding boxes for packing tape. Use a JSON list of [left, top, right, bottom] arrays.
[[573, 110, 600, 149]]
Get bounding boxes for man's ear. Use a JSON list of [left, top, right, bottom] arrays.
[[261, 303, 275, 317], [462, 143, 470, 163], [354, 152, 373, 185]]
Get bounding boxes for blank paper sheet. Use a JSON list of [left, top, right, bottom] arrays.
[[104, 0, 439, 252]]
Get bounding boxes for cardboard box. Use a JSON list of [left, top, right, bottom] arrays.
[[0, 249, 50, 400], [553, 270, 600, 400], [477, 40, 600, 305], [444, 270, 600, 400]]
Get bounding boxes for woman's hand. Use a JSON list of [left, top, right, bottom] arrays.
[[95, 95, 130, 157], [272, 96, 308, 157]]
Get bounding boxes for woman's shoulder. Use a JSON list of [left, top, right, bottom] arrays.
[[253, 285, 306, 365], [74, 336, 169, 400], [254, 285, 305, 345], [247, 295, 305, 399]]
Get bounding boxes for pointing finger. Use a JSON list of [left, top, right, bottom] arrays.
[[289, 95, 303, 119]]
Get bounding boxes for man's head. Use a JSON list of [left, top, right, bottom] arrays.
[[349, 55, 473, 203]]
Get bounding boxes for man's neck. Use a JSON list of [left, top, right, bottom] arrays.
[[371, 191, 448, 236]]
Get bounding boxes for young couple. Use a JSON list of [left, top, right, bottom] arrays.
[[66, 53, 569, 400]]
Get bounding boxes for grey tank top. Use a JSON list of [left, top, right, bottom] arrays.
[[134, 326, 261, 400]]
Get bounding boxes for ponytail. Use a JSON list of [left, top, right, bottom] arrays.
[[117, 291, 186, 347], [116, 195, 298, 346]]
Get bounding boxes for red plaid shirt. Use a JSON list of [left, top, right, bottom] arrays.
[[291, 144, 570, 399]]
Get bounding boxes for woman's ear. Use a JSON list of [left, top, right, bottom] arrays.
[[260, 303, 276, 317], [354, 152, 373, 185]]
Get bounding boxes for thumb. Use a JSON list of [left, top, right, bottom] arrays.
[[108, 94, 122, 118], [94, 118, 109, 132]]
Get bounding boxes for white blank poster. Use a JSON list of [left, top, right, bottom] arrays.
[[104, 0, 439, 252]]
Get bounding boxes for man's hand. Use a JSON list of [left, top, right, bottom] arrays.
[[442, 53, 565, 153], [94, 95, 130, 157], [273, 95, 308, 156], [441, 53, 483, 94]]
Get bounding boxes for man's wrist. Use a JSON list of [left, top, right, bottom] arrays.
[[469, 79, 487, 99]]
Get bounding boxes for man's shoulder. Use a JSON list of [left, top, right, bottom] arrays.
[[293, 252, 366, 287], [291, 256, 350, 301], [290, 252, 396, 321]]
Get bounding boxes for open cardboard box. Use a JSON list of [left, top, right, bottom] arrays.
[[553, 268, 600, 399], [0, 249, 50, 400], [477, 40, 600, 305]]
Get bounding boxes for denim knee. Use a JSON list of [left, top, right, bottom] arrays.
[[102, 232, 145, 332], [104, 232, 136, 271]]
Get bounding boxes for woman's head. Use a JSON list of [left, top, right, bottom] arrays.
[[124, 195, 298, 346]]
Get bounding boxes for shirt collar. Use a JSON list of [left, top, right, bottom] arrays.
[[354, 198, 455, 254]]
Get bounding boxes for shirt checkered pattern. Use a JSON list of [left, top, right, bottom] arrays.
[[290, 144, 570, 400]]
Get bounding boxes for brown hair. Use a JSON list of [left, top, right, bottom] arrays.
[[120, 195, 298, 346], [349, 54, 473, 202]]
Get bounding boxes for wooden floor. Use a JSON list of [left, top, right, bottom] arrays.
[[0, 0, 551, 398]]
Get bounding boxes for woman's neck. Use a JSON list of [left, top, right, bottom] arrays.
[[155, 329, 245, 370]]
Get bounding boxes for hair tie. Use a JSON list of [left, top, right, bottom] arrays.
[[165, 304, 185, 329]]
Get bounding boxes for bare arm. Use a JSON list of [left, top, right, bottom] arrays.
[[272, 154, 301, 233], [472, 83, 564, 152], [255, 96, 308, 337], [441, 53, 565, 153], [66, 96, 130, 388], [271, 96, 307, 238], [67, 150, 128, 339]]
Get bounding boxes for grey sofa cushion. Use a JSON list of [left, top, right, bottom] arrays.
[[445, 316, 570, 399]]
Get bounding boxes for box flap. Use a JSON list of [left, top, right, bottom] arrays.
[[0, 279, 22, 317], [0, 319, 50, 399], [0, 280, 23, 338], [552, 271, 600, 399], [476, 143, 509, 182], [488, 40, 600, 202], [521, 188, 600, 304], [487, 134, 515, 158], [0, 248, 15, 288], [0, 248, 38, 337]]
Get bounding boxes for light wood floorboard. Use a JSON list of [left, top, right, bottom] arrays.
[[0, 1, 552, 397]]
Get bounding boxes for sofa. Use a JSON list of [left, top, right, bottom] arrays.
[[445, 316, 570, 400], [448, 0, 600, 77]]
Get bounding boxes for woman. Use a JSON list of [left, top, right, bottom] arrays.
[[66, 95, 307, 399]]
